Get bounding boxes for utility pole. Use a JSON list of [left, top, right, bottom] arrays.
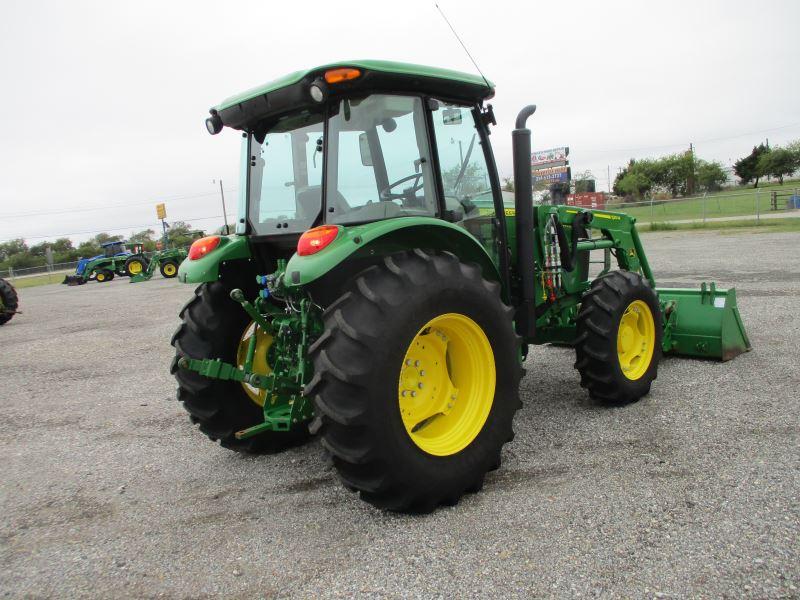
[[607, 165, 611, 193], [217, 179, 230, 234]]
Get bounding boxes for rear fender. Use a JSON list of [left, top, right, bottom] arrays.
[[285, 218, 501, 291], [177, 236, 252, 283]]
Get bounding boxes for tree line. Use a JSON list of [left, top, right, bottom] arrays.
[[0, 221, 207, 272], [614, 140, 799, 201]]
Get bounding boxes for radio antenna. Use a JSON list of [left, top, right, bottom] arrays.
[[434, 3, 492, 92]]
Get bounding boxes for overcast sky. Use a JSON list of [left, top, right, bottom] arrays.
[[1, 0, 799, 244]]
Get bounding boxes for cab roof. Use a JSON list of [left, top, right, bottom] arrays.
[[211, 60, 494, 131]]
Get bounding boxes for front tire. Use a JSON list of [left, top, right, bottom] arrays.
[[170, 280, 310, 453], [575, 270, 662, 404], [0, 278, 18, 325], [95, 270, 113, 282], [125, 256, 148, 277], [307, 250, 523, 512], [160, 260, 179, 278]]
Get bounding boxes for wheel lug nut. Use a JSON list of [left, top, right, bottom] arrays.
[[419, 370, 425, 376], [414, 360, 420, 367], [418, 383, 424, 389], [405, 359, 411, 366], [411, 391, 417, 397], [401, 390, 407, 397]]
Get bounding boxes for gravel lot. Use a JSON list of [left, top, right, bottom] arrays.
[[1, 229, 798, 599]]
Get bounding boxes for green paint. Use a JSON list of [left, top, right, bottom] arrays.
[[129, 247, 188, 283], [285, 217, 500, 287], [658, 283, 751, 360], [177, 236, 251, 283], [179, 260, 322, 435], [215, 60, 492, 112]]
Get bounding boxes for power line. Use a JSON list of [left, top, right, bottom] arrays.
[[0, 188, 237, 219], [582, 121, 800, 156], [0, 212, 237, 243]]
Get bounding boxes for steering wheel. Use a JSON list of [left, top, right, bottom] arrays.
[[380, 173, 424, 201]]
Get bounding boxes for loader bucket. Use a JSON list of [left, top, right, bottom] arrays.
[[657, 282, 751, 361], [62, 275, 86, 286]]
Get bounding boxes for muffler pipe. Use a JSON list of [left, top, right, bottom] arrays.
[[512, 105, 537, 337]]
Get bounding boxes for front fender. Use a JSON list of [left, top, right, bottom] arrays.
[[285, 217, 501, 288], [177, 236, 252, 283]]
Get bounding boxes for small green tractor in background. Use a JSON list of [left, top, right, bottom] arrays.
[[63, 240, 141, 285], [127, 230, 206, 282], [171, 61, 750, 512], [0, 278, 19, 325], [126, 247, 185, 283]]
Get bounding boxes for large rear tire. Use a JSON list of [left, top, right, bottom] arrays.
[[170, 279, 310, 453], [307, 250, 522, 512], [575, 270, 662, 404], [0, 278, 18, 325]]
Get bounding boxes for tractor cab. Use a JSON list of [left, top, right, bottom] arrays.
[[101, 241, 130, 258], [204, 61, 506, 266]]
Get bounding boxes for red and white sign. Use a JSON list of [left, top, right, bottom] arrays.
[[531, 147, 569, 166], [566, 192, 606, 210]]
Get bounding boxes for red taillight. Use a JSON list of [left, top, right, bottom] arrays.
[[188, 236, 221, 260], [297, 226, 339, 256]]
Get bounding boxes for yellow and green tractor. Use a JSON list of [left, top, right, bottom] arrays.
[[172, 61, 750, 512]]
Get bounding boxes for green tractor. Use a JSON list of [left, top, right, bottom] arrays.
[[126, 247, 186, 283], [127, 231, 206, 282], [0, 278, 19, 325], [172, 61, 750, 512], [63, 240, 144, 285]]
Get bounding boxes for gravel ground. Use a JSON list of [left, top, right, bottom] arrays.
[[1, 229, 798, 599]]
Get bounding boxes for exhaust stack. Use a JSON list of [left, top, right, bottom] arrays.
[[512, 105, 537, 337]]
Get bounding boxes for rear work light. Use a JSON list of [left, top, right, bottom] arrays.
[[324, 67, 361, 84], [188, 236, 221, 260], [297, 226, 340, 256]]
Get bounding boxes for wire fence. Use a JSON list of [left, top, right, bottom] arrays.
[[1, 261, 79, 282], [606, 185, 800, 225]]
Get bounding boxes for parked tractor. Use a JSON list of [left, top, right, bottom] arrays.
[[127, 231, 206, 283], [63, 241, 143, 285], [0, 278, 19, 325], [172, 61, 750, 512], [127, 247, 186, 283]]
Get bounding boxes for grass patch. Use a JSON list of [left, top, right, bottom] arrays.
[[6, 272, 70, 288], [645, 221, 678, 231], [617, 181, 800, 222], [642, 217, 800, 234]]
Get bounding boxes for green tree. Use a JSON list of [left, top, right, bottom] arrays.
[[167, 221, 199, 248], [696, 160, 728, 192], [734, 144, 768, 187], [129, 229, 157, 251], [502, 177, 514, 192], [757, 147, 799, 185], [616, 171, 652, 199], [0, 239, 28, 261]]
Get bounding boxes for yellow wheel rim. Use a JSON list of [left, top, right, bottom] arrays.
[[96, 273, 105, 282], [236, 321, 274, 406], [617, 299, 655, 380], [163, 263, 177, 276], [397, 313, 496, 456], [128, 261, 142, 275]]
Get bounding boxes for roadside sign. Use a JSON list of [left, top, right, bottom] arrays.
[[156, 203, 166, 220], [531, 147, 569, 166]]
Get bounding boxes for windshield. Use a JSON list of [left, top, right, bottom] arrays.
[[325, 94, 436, 225], [247, 95, 440, 234], [248, 111, 324, 235]]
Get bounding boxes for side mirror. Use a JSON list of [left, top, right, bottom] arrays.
[[359, 133, 373, 166]]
